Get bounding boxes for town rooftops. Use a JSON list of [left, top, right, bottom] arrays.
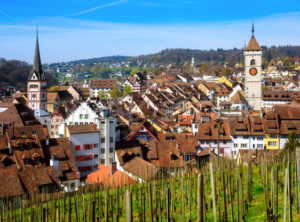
[[67, 124, 98, 134], [0, 103, 40, 127]]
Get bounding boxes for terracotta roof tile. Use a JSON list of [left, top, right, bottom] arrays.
[[245, 35, 262, 51]]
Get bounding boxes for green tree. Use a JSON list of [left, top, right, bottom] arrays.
[[98, 90, 108, 100], [283, 131, 299, 152], [108, 84, 121, 100], [130, 68, 139, 76], [219, 68, 231, 76], [123, 85, 132, 95]]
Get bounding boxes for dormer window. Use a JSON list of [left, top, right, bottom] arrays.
[[250, 59, 256, 66]]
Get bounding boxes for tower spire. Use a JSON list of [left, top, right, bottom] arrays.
[[31, 25, 43, 78], [252, 22, 254, 36]]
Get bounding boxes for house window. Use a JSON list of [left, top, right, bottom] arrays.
[[250, 59, 255, 66], [234, 144, 238, 148], [101, 148, 105, 154], [109, 158, 113, 164], [79, 114, 83, 119], [257, 137, 264, 141], [233, 136, 237, 139], [243, 136, 249, 139], [200, 141, 204, 144], [257, 144, 264, 148], [85, 114, 88, 119], [270, 134, 277, 139], [268, 141, 277, 146], [94, 144, 98, 148], [109, 147, 113, 153], [109, 137, 113, 143], [241, 143, 247, 148], [75, 145, 80, 151], [253, 144, 255, 148], [94, 154, 99, 159], [101, 138, 105, 143], [101, 159, 105, 164]]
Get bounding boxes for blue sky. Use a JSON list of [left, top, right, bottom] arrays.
[[1, 0, 300, 63]]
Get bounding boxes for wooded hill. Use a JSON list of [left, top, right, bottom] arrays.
[[66, 45, 300, 66], [0, 58, 58, 90]]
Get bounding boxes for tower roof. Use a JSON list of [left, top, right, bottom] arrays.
[[28, 29, 46, 81], [245, 23, 262, 51]]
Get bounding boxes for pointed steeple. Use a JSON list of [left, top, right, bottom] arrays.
[[245, 22, 262, 51], [28, 26, 45, 81]]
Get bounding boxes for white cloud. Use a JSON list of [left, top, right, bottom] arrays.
[[0, 11, 300, 63]]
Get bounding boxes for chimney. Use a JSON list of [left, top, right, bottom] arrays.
[[50, 156, 59, 176], [46, 137, 49, 146], [8, 141, 12, 155], [12, 123, 14, 138], [111, 162, 117, 176]]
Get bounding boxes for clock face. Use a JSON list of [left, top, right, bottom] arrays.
[[249, 68, 257, 76]]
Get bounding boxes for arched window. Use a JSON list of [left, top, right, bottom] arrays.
[[250, 59, 256, 66]]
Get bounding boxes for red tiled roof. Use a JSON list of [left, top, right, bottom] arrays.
[[90, 79, 116, 89], [245, 35, 262, 51], [86, 164, 134, 187]]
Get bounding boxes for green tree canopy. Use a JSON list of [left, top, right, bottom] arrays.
[[283, 131, 299, 152], [123, 85, 132, 95], [98, 90, 108, 100], [130, 68, 139, 76]]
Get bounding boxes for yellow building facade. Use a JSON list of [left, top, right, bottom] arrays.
[[264, 133, 280, 149]]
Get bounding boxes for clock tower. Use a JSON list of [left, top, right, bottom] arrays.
[[27, 31, 47, 111], [244, 23, 262, 111]]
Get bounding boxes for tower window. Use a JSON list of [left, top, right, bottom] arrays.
[[250, 59, 255, 66], [30, 84, 38, 89]]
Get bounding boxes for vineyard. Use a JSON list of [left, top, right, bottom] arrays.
[[1, 149, 300, 222]]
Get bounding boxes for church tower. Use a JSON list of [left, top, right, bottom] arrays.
[[244, 23, 262, 111], [27, 30, 47, 111]]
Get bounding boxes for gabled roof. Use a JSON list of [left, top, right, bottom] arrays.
[[86, 164, 134, 187], [230, 91, 247, 104], [0, 104, 40, 127], [127, 121, 158, 141]]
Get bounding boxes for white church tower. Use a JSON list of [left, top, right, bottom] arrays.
[[27, 30, 47, 111], [244, 23, 262, 111]]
